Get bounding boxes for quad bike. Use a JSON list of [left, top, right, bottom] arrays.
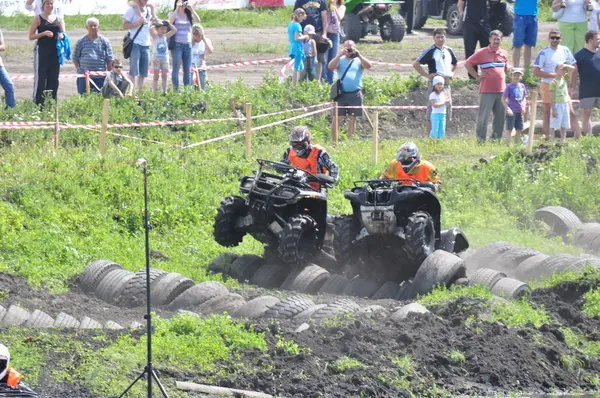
[[213, 159, 336, 266], [340, 0, 407, 43], [0, 383, 38, 397], [408, 0, 514, 36], [333, 178, 469, 283]]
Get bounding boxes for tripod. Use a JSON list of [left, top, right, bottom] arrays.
[[119, 159, 169, 398]]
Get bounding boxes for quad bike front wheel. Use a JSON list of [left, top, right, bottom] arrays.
[[213, 196, 247, 247], [404, 211, 436, 268], [332, 215, 355, 267], [445, 3, 463, 36], [278, 214, 320, 265], [379, 14, 406, 42]]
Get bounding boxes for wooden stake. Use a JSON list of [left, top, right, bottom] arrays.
[[372, 110, 379, 163], [193, 63, 202, 91], [85, 71, 91, 94], [332, 102, 339, 145], [53, 104, 60, 150], [229, 98, 244, 130], [176, 381, 273, 397], [100, 99, 110, 156], [363, 108, 374, 130], [245, 102, 252, 158], [527, 91, 538, 155]]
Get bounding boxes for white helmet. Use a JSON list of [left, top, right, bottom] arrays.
[[289, 126, 312, 156], [0, 344, 9, 381], [396, 142, 421, 173]]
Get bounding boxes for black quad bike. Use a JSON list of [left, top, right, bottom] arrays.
[[341, 0, 407, 43], [333, 178, 469, 283], [213, 159, 336, 265], [0, 382, 38, 397]]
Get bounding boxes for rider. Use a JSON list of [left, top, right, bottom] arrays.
[[279, 126, 339, 190], [380, 141, 441, 191], [0, 344, 34, 393]]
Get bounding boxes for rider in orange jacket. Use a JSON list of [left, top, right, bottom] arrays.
[[380, 141, 441, 191], [0, 344, 36, 395]]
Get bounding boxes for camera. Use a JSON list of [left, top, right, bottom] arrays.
[[347, 49, 358, 58], [560, 0, 566, 8], [182, 1, 189, 6]]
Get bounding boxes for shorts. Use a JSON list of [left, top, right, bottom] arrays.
[[315, 36, 330, 63], [512, 15, 538, 47], [580, 97, 600, 109], [505, 112, 524, 131], [540, 82, 551, 104], [550, 102, 570, 129], [152, 58, 169, 72], [426, 79, 452, 120], [337, 90, 363, 117]]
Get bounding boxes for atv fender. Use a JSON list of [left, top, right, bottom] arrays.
[[438, 228, 469, 253]]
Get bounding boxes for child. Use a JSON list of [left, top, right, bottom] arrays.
[[288, 8, 308, 86], [501, 68, 529, 145], [300, 24, 317, 82], [191, 24, 214, 91], [102, 59, 134, 99], [150, 20, 177, 94], [550, 64, 572, 143], [428, 75, 450, 139]]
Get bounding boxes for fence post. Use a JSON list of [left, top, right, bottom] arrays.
[[100, 99, 110, 155], [85, 71, 91, 94], [193, 63, 202, 91], [527, 91, 538, 155], [245, 103, 252, 158], [53, 103, 60, 150], [372, 110, 379, 163], [332, 102, 339, 145]]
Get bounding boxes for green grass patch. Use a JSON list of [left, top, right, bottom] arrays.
[[530, 266, 600, 290], [418, 284, 493, 307], [446, 350, 466, 365], [582, 288, 600, 318], [333, 356, 366, 373], [562, 327, 600, 358], [490, 298, 552, 329]]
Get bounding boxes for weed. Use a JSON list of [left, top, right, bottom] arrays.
[[562, 327, 600, 357], [0, 289, 7, 301], [530, 266, 600, 290], [417, 284, 493, 307], [276, 335, 309, 356], [446, 350, 466, 365], [490, 298, 552, 329], [585, 374, 600, 388], [391, 355, 416, 376], [322, 311, 357, 328], [559, 353, 584, 373], [333, 356, 366, 373], [582, 288, 600, 318]]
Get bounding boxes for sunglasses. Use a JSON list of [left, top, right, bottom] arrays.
[[113, 65, 122, 69], [550, 36, 561, 40]]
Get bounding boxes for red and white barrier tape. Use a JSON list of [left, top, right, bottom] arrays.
[[251, 102, 332, 120], [183, 129, 247, 149], [76, 124, 182, 147], [279, 59, 294, 81], [251, 107, 333, 132], [0, 124, 56, 130], [61, 116, 243, 130], [0, 121, 56, 128], [337, 105, 479, 110]]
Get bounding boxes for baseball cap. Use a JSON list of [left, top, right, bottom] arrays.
[[432, 75, 445, 85], [511, 67, 524, 75], [304, 24, 315, 35]]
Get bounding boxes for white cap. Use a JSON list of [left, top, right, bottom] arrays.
[[0, 344, 9, 381], [304, 24, 315, 35], [432, 75, 445, 86]]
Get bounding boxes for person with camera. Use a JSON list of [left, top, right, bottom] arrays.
[[328, 40, 372, 139], [169, 0, 201, 91], [122, 0, 156, 93]]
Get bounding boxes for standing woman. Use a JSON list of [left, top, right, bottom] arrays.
[[169, 0, 201, 90], [28, 0, 64, 105], [325, 0, 345, 84], [552, 0, 595, 54]]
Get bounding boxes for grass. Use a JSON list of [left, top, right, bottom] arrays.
[[582, 288, 600, 318], [446, 350, 466, 365], [333, 356, 366, 373], [530, 266, 600, 290]]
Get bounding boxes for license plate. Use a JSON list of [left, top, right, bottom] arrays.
[[371, 211, 384, 221]]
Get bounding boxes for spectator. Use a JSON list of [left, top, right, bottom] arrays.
[[590, 0, 600, 32], [429, 76, 450, 139], [324, 0, 345, 84], [328, 40, 372, 138], [191, 24, 213, 91], [102, 59, 133, 98], [28, 0, 64, 106], [294, 0, 328, 81], [169, 1, 201, 91], [512, 0, 538, 67], [150, 20, 177, 95], [551, 0, 594, 54], [550, 64, 572, 143], [0, 29, 16, 109], [122, 0, 156, 93], [458, 0, 491, 78], [570, 30, 600, 136], [289, 8, 309, 86], [533, 30, 581, 139], [301, 24, 317, 81], [501, 68, 529, 145], [73, 18, 114, 95], [465, 30, 509, 142], [413, 28, 457, 134]]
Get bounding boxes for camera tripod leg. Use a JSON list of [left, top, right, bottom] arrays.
[[151, 369, 170, 397], [117, 370, 147, 398]]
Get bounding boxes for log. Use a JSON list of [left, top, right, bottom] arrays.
[[175, 381, 274, 397]]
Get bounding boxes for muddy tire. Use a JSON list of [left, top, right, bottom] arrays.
[[490, 2, 514, 36], [278, 215, 320, 266], [446, 3, 463, 36], [232, 295, 281, 319], [410, 250, 467, 298], [81, 260, 122, 293], [333, 216, 354, 266], [197, 293, 246, 315], [0, 305, 5, 322], [213, 196, 247, 247], [468, 268, 506, 289], [568, 256, 600, 271], [118, 268, 167, 308], [517, 254, 550, 280], [340, 13, 362, 43], [466, 242, 515, 270], [294, 304, 327, 321], [379, 14, 406, 42], [282, 264, 330, 294], [168, 281, 229, 310], [490, 277, 531, 299], [250, 263, 290, 288], [150, 272, 195, 307], [310, 298, 360, 323], [535, 206, 582, 237], [390, 303, 429, 322], [319, 274, 350, 295], [53, 312, 80, 328], [2, 305, 30, 326], [104, 321, 124, 330], [24, 309, 54, 328], [574, 223, 600, 249], [230, 254, 264, 282], [95, 269, 136, 304], [494, 248, 541, 271], [412, 0, 427, 29], [263, 295, 315, 319], [207, 252, 239, 275], [372, 281, 400, 300], [79, 316, 103, 329], [404, 211, 436, 268], [395, 280, 414, 300], [343, 276, 381, 298], [535, 255, 580, 278]]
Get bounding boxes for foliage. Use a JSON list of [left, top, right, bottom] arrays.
[[562, 327, 600, 357], [276, 335, 309, 355], [490, 298, 552, 329], [582, 288, 600, 318], [418, 284, 493, 307], [446, 350, 466, 365], [333, 356, 366, 373], [530, 266, 600, 290]]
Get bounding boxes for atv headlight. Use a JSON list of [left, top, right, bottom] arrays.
[[277, 188, 297, 199]]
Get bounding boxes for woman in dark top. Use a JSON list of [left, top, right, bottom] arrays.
[[28, 0, 64, 105]]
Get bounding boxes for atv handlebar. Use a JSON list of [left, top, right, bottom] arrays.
[[256, 159, 335, 189], [354, 179, 435, 191]]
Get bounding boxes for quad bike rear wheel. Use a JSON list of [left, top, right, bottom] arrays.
[[445, 3, 463, 36], [213, 196, 247, 247], [490, 2, 514, 37], [404, 211, 436, 268], [340, 13, 363, 43], [333, 215, 355, 267], [379, 14, 406, 42], [412, 0, 427, 30], [278, 214, 320, 265]]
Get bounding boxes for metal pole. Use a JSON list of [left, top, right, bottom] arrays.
[[141, 158, 153, 398]]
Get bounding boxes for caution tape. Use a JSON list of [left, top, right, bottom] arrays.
[[251, 102, 332, 120], [279, 59, 294, 81], [250, 107, 333, 132], [61, 116, 243, 130], [337, 105, 479, 110]]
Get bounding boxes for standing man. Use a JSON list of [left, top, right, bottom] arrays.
[[533, 30, 581, 140], [570, 30, 600, 137], [413, 28, 458, 133], [465, 30, 509, 142], [294, 0, 328, 81], [458, 0, 490, 78], [512, 0, 538, 68], [328, 40, 372, 139], [73, 18, 114, 95]]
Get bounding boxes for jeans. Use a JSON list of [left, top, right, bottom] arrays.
[[171, 41, 192, 90], [0, 66, 16, 108], [76, 76, 106, 95], [325, 33, 340, 84], [199, 70, 207, 91], [130, 44, 150, 77]]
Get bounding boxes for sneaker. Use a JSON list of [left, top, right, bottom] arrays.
[[522, 135, 529, 146]]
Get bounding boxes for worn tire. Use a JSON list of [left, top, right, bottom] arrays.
[[53, 312, 80, 328], [197, 293, 246, 315], [104, 321, 124, 330], [588, 233, 600, 253], [2, 305, 30, 327], [573, 223, 600, 249], [332, 215, 355, 266], [278, 215, 320, 266], [81, 260, 123, 293], [379, 14, 406, 42], [340, 12, 363, 43], [568, 256, 600, 271], [468, 268, 506, 289], [466, 242, 515, 270], [168, 281, 229, 310], [95, 269, 136, 304], [343, 276, 381, 298], [207, 252, 239, 275], [213, 196, 247, 247], [445, 3, 463, 36], [294, 304, 327, 321], [410, 250, 467, 298], [282, 264, 330, 294], [250, 263, 290, 288], [535, 206, 582, 237], [23, 309, 54, 328], [118, 268, 167, 308], [150, 272, 195, 307], [516, 254, 550, 280], [232, 295, 281, 319], [404, 211, 436, 269], [493, 248, 541, 271], [79, 316, 103, 329], [310, 298, 360, 323], [230, 254, 264, 282], [390, 303, 430, 322], [372, 281, 400, 300], [319, 274, 350, 295], [535, 254, 580, 278], [263, 295, 315, 319], [490, 277, 531, 299], [395, 280, 414, 300]]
